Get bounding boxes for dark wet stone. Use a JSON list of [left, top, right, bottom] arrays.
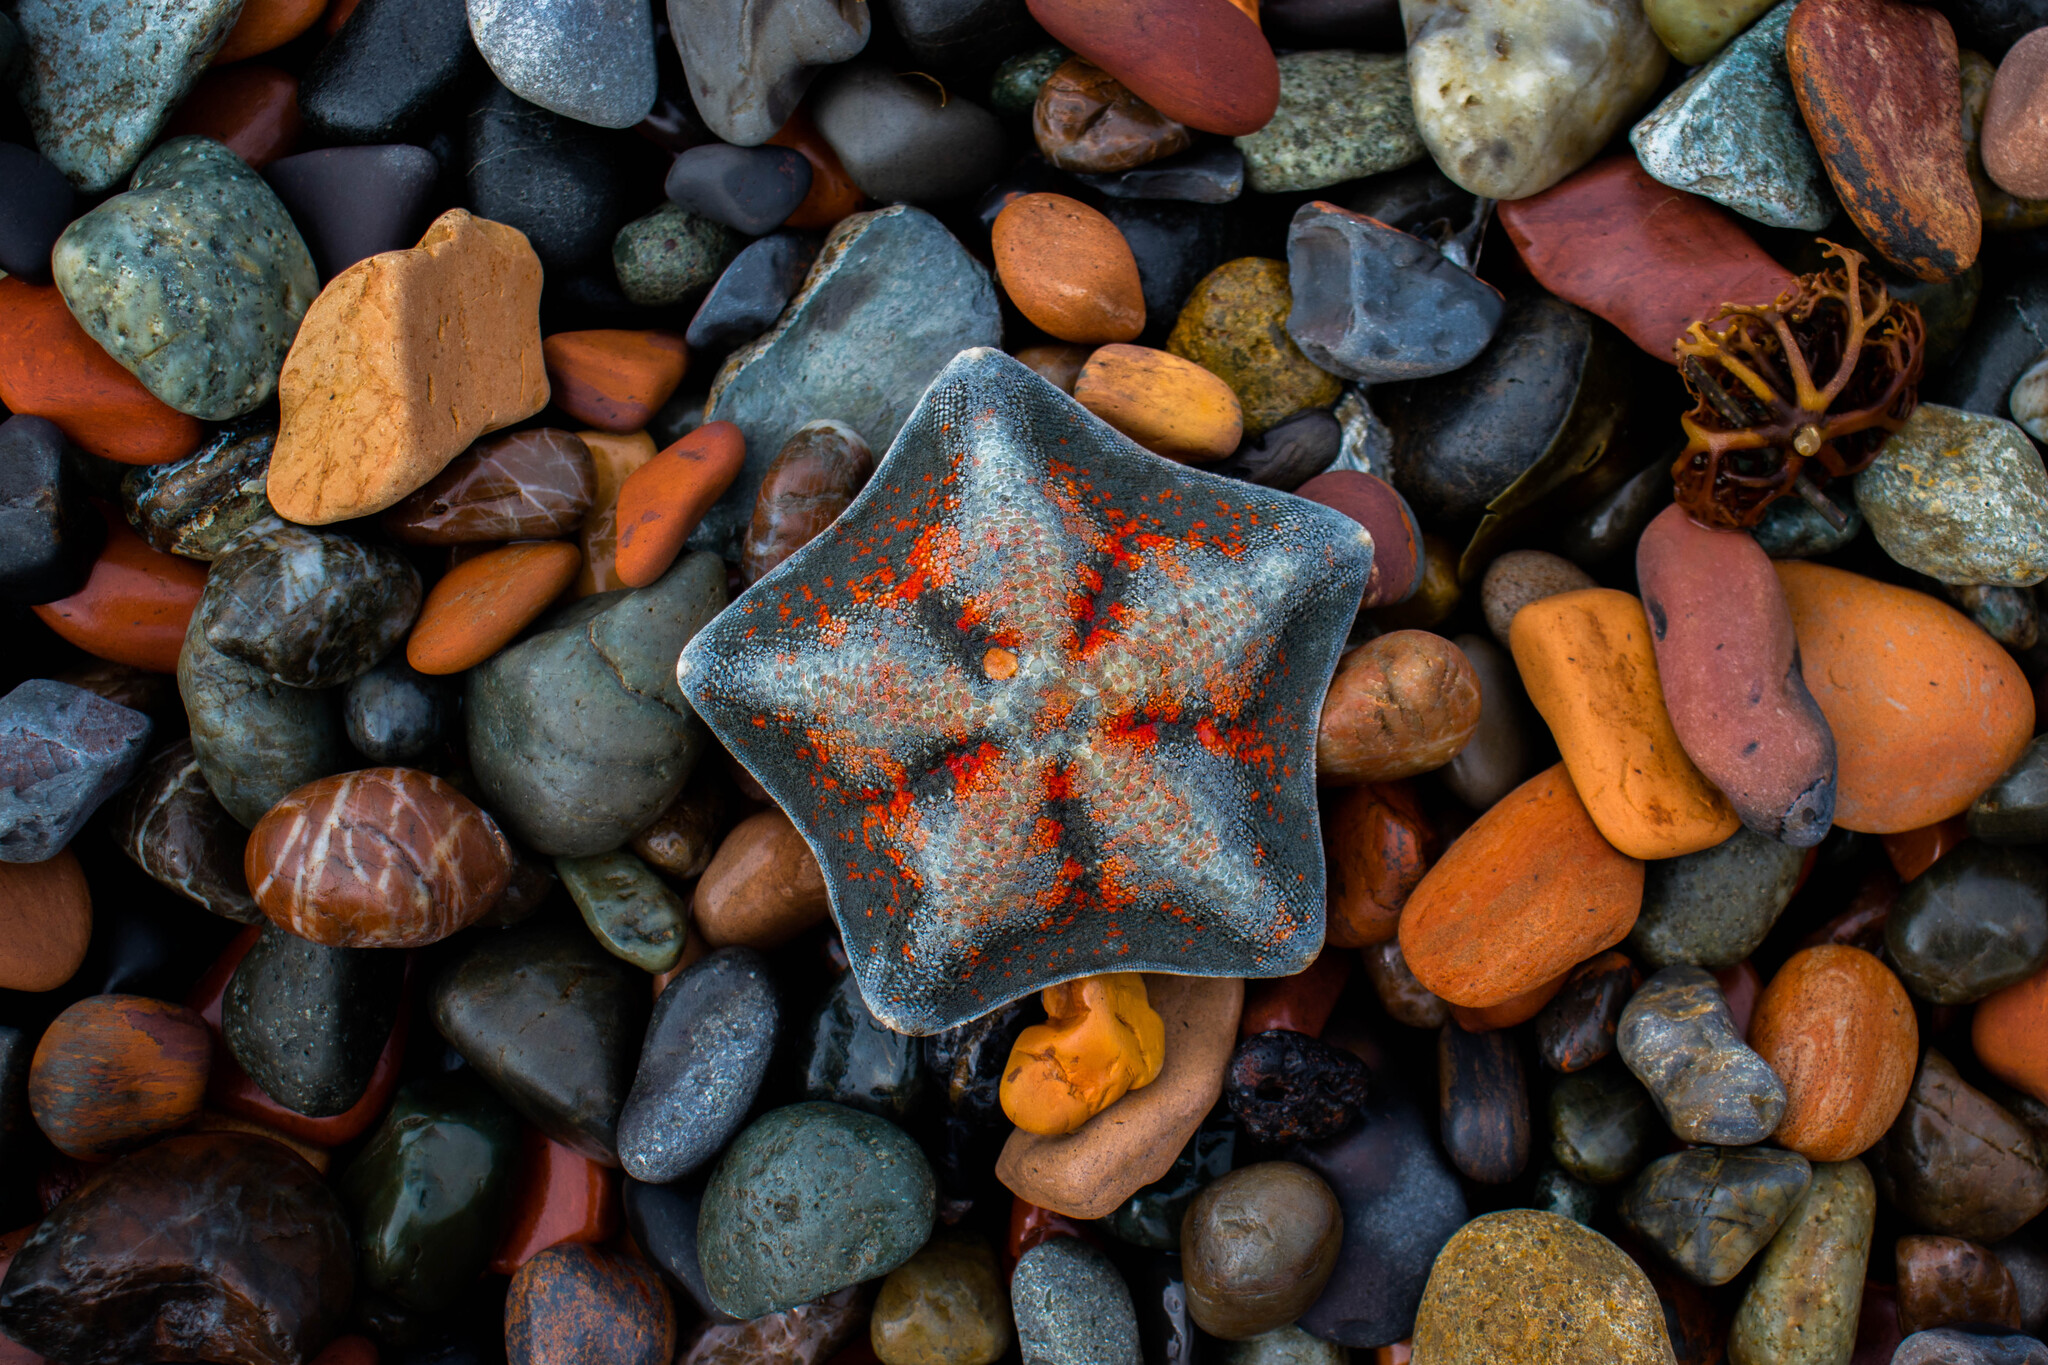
[[431, 921, 650, 1165], [1437, 1024, 1529, 1184], [1752, 491, 1864, 558], [0, 142, 75, 282], [1948, 0, 2048, 58], [1100, 200, 1232, 348], [469, 0, 657, 131], [223, 922, 403, 1118], [1182, 1162, 1343, 1341], [1926, 256, 2048, 418], [1618, 965, 1787, 1146], [1870, 1049, 2048, 1243], [1345, 162, 1490, 269], [1897, 1234, 2023, 1337], [1886, 844, 2048, 1004], [107, 737, 259, 921], [0, 414, 95, 603], [343, 656, 456, 766], [558, 849, 689, 973], [667, 0, 871, 147], [1894, 1329, 2048, 1365], [1224, 1029, 1372, 1146], [1996, 1236, 2048, 1337], [264, 144, 442, 281], [628, 767, 739, 881], [1553, 456, 1675, 570], [199, 525, 421, 690], [618, 947, 779, 1184], [1128, 1252, 1202, 1365], [1548, 1057, 1660, 1186], [1102, 1123, 1235, 1251], [1973, 736, 2048, 846], [812, 65, 1007, 203], [686, 231, 819, 353], [467, 83, 629, 271], [1630, 827, 1808, 970], [664, 143, 813, 237], [883, 0, 1038, 73], [1209, 409, 1343, 491], [1619, 1146, 1814, 1286], [623, 1176, 738, 1324], [923, 996, 1040, 1126], [1537, 950, 1639, 1074], [698, 1101, 935, 1318], [0, 678, 150, 862], [798, 968, 928, 1123], [1531, 1164, 1601, 1226], [0, 1026, 32, 1224], [0, 1132, 353, 1365], [476, 840, 556, 931], [121, 419, 282, 561], [988, 46, 1070, 117], [340, 1072, 520, 1315], [301, 0, 480, 144], [1073, 146, 1246, 203], [1260, 0, 1403, 50], [1012, 1237, 1143, 1365]]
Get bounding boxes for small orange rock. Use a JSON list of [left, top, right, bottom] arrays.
[[1750, 944, 1918, 1160], [1002, 972, 1168, 1137], [0, 277, 204, 465], [542, 331, 689, 434], [1073, 344, 1243, 462], [1883, 814, 1969, 881], [1449, 966, 1571, 1032], [1776, 561, 2035, 833], [1015, 343, 1094, 393], [1509, 587, 1741, 860], [0, 850, 91, 993], [32, 505, 208, 674], [993, 194, 1146, 345], [693, 808, 831, 949], [1323, 781, 1431, 948], [767, 106, 867, 230], [406, 541, 582, 675], [29, 994, 212, 1159], [216, 0, 328, 60], [1399, 763, 1645, 1009], [160, 64, 301, 167], [489, 1127, 623, 1275], [1317, 630, 1482, 784], [1973, 961, 2048, 1105], [613, 421, 747, 588]]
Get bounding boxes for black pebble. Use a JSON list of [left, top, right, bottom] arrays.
[[466, 82, 629, 270], [300, 0, 480, 144], [686, 231, 819, 353], [0, 143, 75, 283]]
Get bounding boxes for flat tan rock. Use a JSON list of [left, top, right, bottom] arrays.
[[996, 973, 1242, 1219], [269, 210, 548, 525]]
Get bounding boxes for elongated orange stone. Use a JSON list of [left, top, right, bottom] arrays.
[[614, 422, 746, 588], [406, 540, 582, 675]]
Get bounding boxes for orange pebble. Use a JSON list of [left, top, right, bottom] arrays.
[[1001, 973, 1167, 1136], [1750, 944, 1918, 1161], [1974, 962, 2048, 1105], [542, 331, 689, 433], [0, 278, 204, 465], [1884, 814, 1970, 881], [1449, 966, 1570, 1032], [613, 422, 747, 588], [992, 193, 1146, 344], [406, 541, 582, 675], [216, 0, 328, 61], [32, 505, 207, 673], [1072, 344, 1243, 463], [489, 1127, 622, 1275], [0, 850, 92, 993], [767, 107, 866, 229], [160, 65, 301, 168]]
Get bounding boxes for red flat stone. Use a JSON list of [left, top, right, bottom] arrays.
[[1024, 0, 1280, 136], [161, 64, 302, 168], [1788, 0, 1980, 281], [30, 504, 207, 674], [488, 1128, 623, 1275], [1497, 157, 1799, 360], [0, 279, 204, 465], [542, 331, 690, 433]]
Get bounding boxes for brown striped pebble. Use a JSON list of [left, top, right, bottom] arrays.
[[245, 768, 513, 948], [29, 994, 211, 1159]]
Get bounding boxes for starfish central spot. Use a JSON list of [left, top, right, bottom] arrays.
[[983, 647, 1019, 680]]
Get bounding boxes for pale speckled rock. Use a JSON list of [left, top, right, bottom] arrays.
[[1234, 52, 1426, 195], [1219, 1326, 1350, 1365], [1855, 402, 2048, 587], [2008, 349, 2048, 443], [1401, 0, 1667, 200], [1727, 1161, 1875, 1365], [1643, 0, 1775, 65], [1629, 2, 1836, 231], [1012, 1238, 1144, 1365], [668, 0, 871, 147], [468, 0, 657, 129], [52, 138, 317, 421], [8, 0, 243, 193]]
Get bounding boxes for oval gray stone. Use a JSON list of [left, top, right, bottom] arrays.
[[1628, 825, 1806, 970], [468, 0, 657, 130], [617, 947, 779, 1184], [1855, 403, 2048, 587], [1012, 1237, 1144, 1365], [668, 0, 870, 146]]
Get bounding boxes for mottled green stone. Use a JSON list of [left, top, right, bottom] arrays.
[[612, 203, 741, 307], [1727, 1161, 1874, 1365], [988, 46, 1067, 117], [1530, 1164, 1601, 1226], [1628, 826, 1805, 970], [1235, 52, 1425, 195], [558, 848, 689, 973], [1855, 402, 2048, 587], [1168, 257, 1342, 437], [1618, 1147, 1812, 1286], [53, 138, 317, 419]]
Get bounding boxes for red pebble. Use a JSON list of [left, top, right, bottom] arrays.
[[489, 1128, 623, 1275], [1023, 0, 1280, 136], [31, 504, 207, 674], [0, 278, 204, 465], [160, 64, 302, 167]]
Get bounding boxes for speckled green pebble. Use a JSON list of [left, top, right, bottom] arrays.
[[612, 203, 742, 307], [988, 46, 1068, 117], [52, 137, 317, 420], [557, 848, 689, 973], [1234, 52, 1426, 194], [1011, 1237, 1143, 1365], [698, 1101, 936, 1319], [1855, 403, 2048, 587], [1727, 1161, 1876, 1365]]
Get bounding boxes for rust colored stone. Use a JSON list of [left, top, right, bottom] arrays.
[[28, 995, 211, 1159], [1323, 781, 1431, 948], [741, 420, 874, 585], [1071, 344, 1244, 463], [0, 278, 204, 465], [1014, 344, 1092, 394], [406, 540, 582, 675], [1033, 59, 1194, 173], [1400, 763, 1645, 1009], [541, 331, 690, 434], [1295, 471, 1423, 611], [1974, 962, 2048, 1105], [160, 64, 302, 168], [767, 107, 867, 231], [1776, 562, 2034, 833], [1318, 630, 1482, 784], [31, 505, 207, 674], [245, 767, 512, 948], [309, 1337, 378, 1365], [1896, 1235, 2022, 1336], [1884, 815, 1970, 882], [1787, 0, 1981, 280], [0, 850, 91, 993], [1240, 949, 1352, 1037], [994, 194, 1146, 345], [1984, 29, 2048, 198], [1449, 967, 1569, 1032], [614, 422, 747, 588], [575, 501, 627, 599], [505, 1243, 676, 1365], [217, 0, 328, 61], [692, 809, 831, 949], [383, 429, 597, 544], [1499, 157, 1800, 360], [489, 1128, 623, 1275], [630, 773, 738, 881], [1024, 0, 1281, 136], [1750, 944, 1918, 1161]]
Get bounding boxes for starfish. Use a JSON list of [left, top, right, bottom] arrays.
[[677, 349, 1373, 1033]]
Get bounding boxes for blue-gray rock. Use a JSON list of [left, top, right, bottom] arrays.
[[1856, 403, 2048, 587], [1947, 581, 2038, 650], [1628, 1, 1835, 231], [0, 415, 95, 605], [698, 1101, 935, 1318], [466, 82, 629, 271], [0, 11, 17, 76], [0, 679, 151, 862], [812, 65, 1007, 203], [697, 205, 1002, 555], [1753, 491, 1863, 557], [1894, 1330, 2048, 1365], [0, 142, 74, 282], [1618, 965, 1787, 1146], [467, 0, 656, 129], [668, 0, 870, 147], [1074, 146, 1246, 204], [1012, 1237, 1144, 1365], [1234, 51, 1425, 194], [617, 947, 779, 1183], [467, 551, 726, 856], [612, 203, 743, 307], [686, 231, 819, 353], [264, 145, 442, 282], [120, 420, 283, 563], [301, 0, 480, 144], [1628, 825, 1807, 970], [343, 656, 456, 765], [52, 138, 317, 421], [664, 143, 813, 237], [1285, 200, 1504, 383], [7, 0, 241, 192], [198, 526, 421, 690], [1617, 1145, 1813, 1286]]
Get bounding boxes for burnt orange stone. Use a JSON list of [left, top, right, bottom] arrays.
[[541, 331, 690, 434], [1750, 944, 1918, 1161], [1323, 781, 1431, 948], [28, 995, 212, 1159], [489, 1127, 623, 1275], [767, 107, 866, 230], [216, 0, 328, 61], [1787, 0, 1982, 280], [406, 540, 582, 675], [992, 194, 1146, 345], [1883, 815, 1969, 881], [161, 64, 302, 167], [1449, 967, 1571, 1032], [245, 768, 513, 948], [1974, 962, 2048, 1105], [1498, 157, 1799, 360], [0, 278, 204, 465], [614, 422, 747, 588], [0, 851, 91, 993], [1033, 59, 1193, 174], [1025, 0, 1281, 136], [31, 505, 208, 674]]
